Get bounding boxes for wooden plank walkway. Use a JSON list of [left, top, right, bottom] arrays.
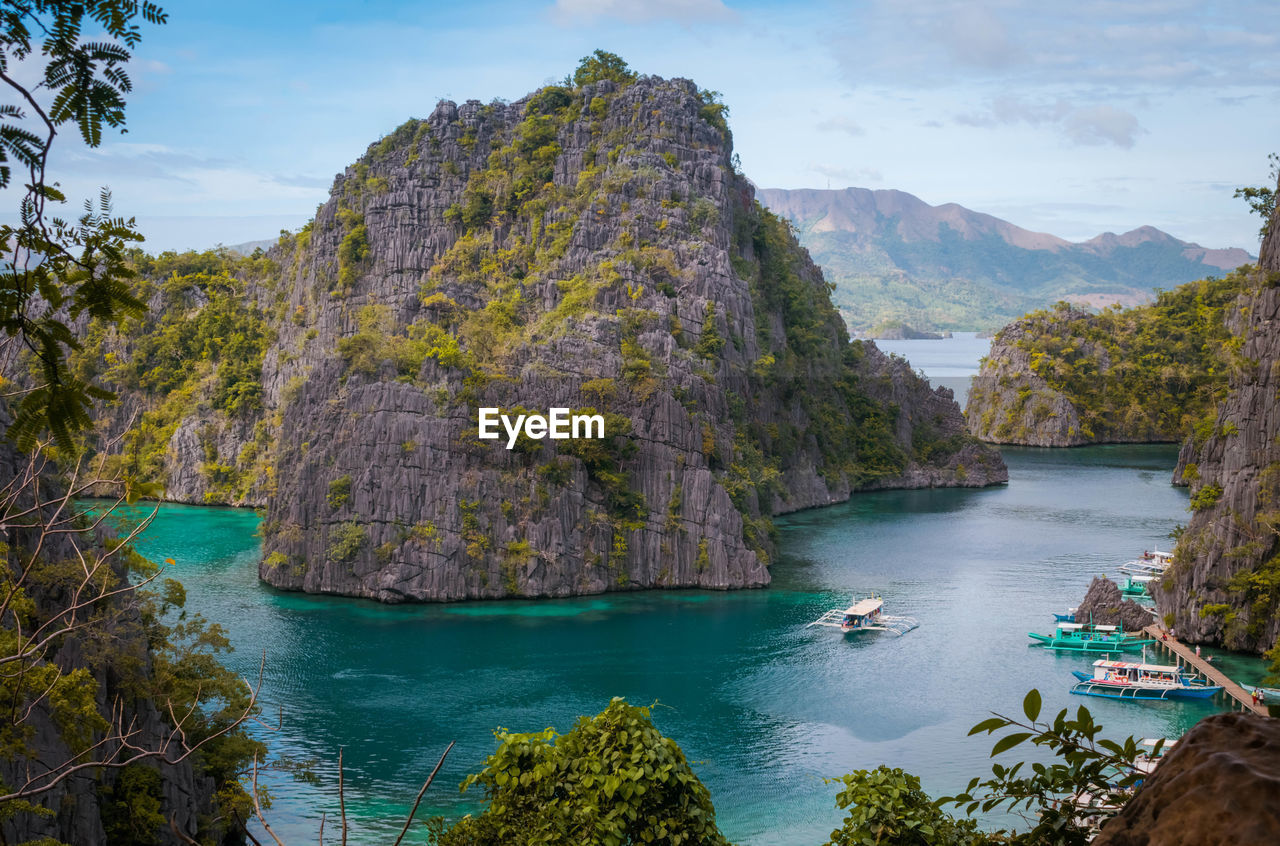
[[1143, 625, 1268, 716]]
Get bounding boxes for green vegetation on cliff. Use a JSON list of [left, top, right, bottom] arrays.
[[62, 51, 998, 605], [72, 248, 280, 502], [973, 268, 1255, 444]]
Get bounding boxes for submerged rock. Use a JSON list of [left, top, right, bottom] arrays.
[[1093, 712, 1280, 846]]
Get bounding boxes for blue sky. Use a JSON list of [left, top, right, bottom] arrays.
[[21, 0, 1280, 253]]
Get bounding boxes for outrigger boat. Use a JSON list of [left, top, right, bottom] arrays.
[[1119, 549, 1173, 575], [1071, 659, 1221, 701], [1053, 607, 1079, 623], [1119, 575, 1155, 599], [808, 596, 918, 635], [1028, 622, 1153, 653]]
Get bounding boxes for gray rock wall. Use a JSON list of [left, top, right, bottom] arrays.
[[246, 74, 1003, 602], [1160, 182, 1280, 651]]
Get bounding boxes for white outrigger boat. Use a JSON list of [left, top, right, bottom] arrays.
[[807, 596, 918, 635], [1119, 549, 1174, 576], [1071, 659, 1221, 701]]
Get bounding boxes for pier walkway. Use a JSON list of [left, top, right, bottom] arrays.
[[1143, 625, 1268, 716]]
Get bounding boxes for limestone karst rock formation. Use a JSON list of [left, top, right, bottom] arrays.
[[84, 69, 1006, 603], [1160, 175, 1280, 650]]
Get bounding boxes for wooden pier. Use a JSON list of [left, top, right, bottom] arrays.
[[1142, 625, 1268, 716]]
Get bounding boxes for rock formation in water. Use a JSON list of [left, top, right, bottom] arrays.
[[1093, 712, 1280, 846], [81, 61, 1006, 603], [1159, 182, 1280, 652], [868, 321, 943, 340], [1073, 577, 1156, 631], [964, 308, 1092, 446], [965, 270, 1253, 447]]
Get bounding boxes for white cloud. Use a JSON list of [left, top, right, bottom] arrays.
[[552, 0, 736, 25], [932, 5, 1024, 70], [955, 96, 1145, 148], [1062, 105, 1144, 148], [828, 0, 1280, 90], [809, 163, 883, 184], [816, 116, 865, 137]]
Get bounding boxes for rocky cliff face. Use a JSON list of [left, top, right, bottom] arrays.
[[1161, 191, 1280, 652], [964, 310, 1092, 446], [1093, 712, 1280, 846], [228, 72, 1004, 602], [75, 70, 1004, 603], [1074, 577, 1157, 631], [965, 268, 1251, 448]]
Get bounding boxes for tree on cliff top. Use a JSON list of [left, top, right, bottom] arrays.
[[571, 49, 637, 87], [1234, 152, 1278, 241]]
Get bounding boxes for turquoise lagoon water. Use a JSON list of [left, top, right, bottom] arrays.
[[104, 443, 1264, 845]]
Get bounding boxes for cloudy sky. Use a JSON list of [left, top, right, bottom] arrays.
[[12, 0, 1279, 252]]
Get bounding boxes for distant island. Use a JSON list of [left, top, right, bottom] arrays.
[[866, 320, 947, 340], [760, 186, 1253, 335]]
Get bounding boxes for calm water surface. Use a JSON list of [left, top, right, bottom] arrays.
[[875, 331, 991, 406], [107, 442, 1266, 845]]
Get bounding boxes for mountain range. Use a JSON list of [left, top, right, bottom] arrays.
[[759, 187, 1255, 335]]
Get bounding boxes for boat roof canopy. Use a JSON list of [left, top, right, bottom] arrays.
[[1093, 659, 1180, 672], [1058, 622, 1084, 630], [1094, 625, 1118, 631], [844, 598, 883, 617]]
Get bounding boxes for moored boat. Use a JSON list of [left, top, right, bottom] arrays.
[[1070, 659, 1221, 701], [808, 596, 918, 635], [1119, 575, 1155, 598], [1053, 607, 1078, 622], [1028, 622, 1153, 653], [1119, 549, 1174, 576]]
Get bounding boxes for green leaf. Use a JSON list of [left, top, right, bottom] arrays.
[[968, 717, 1008, 736], [990, 732, 1034, 757], [1023, 688, 1042, 722]]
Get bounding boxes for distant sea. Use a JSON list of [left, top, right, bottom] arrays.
[[874, 331, 991, 406]]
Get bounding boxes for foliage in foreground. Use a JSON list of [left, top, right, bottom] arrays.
[[434, 689, 1150, 846], [823, 766, 988, 846], [442, 698, 731, 846], [822, 690, 1156, 846]]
